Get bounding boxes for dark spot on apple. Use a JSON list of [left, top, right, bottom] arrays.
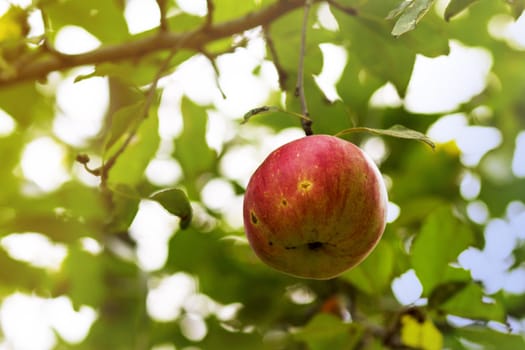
[[298, 180, 313, 192], [268, 241, 273, 246], [284, 245, 297, 250], [250, 211, 258, 225], [281, 199, 287, 206], [307, 241, 324, 250]]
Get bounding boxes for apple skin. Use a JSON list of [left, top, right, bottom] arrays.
[[243, 135, 388, 280]]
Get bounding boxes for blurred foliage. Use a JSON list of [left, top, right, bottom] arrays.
[[0, 0, 524, 349]]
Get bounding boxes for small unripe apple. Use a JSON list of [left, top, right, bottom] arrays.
[[243, 135, 388, 279]]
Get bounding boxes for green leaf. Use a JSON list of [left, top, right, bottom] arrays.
[[455, 326, 525, 349], [390, 0, 435, 36], [445, 0, 480, 21], [43, 0, 129, 43], [107, 106, 160, 186], [166, 12, 203, 32], [0, 249, 48, 293], [427, 265, 471, 308], [336, 124, 435, 149], [210, 0, 261, 23], [334, 14, 416, 96], [0, 83, 54, 128], [173, 97, 216, 196], [106, 184, 141, 233], [342, 240, 394, 295], [104, 101, 145, 152], [63, 244, 104, 308], [428, 280, 469, 309], [441, 283, 506, 322], [411, 207, 474, 294], [336, 52, 384, 119], [293, 314, 363, 350], [149, 188, 192, 229], [4, 183, 106, 243], [397, 16, 450, 57]]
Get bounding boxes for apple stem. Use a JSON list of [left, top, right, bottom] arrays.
[[295, 0, 314, 136]]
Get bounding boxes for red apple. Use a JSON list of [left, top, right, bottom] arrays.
[[243, 135, 388, 279]]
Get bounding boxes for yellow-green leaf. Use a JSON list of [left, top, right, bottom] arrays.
[[401, 314, 443, 350]]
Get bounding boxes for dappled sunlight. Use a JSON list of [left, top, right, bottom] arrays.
[[146, 158, 183, 186], [215, 39, 276, 118], [54, 26, 101, 54], [316, 2, 339, 31], [1, 232, 67, 271], [460, 171, 481, 200], [219, 126, 305, 187], [130, 200, 179, 271], [387, 202, 401, 223], [206, 110, 237, 154], [124, 0, 160, 35], [456, 126, 502, 166], [0, 293, 97, 350], [427, 113, 503, 167], [201, 178, 236, 212], [369, 82, 403, 108], [512, 131, 525, 177], [20, 137, 70, 192], [53, 70, 109, 147], [177, 0, 207, 16], [459, 211, 525, 294], [147, 272, 243, 342], [361, 136, 388, 165], [180, 313, 208, 342], [201, 177, 244, 228], [0, 108, 15, 136], [391, 269, 423, 306], [147, 272, 197, 322], [315, 43, 347, 101], [466, 200, 490, 224], [488, 12, 525, 50], [405, 41, 493, 114]]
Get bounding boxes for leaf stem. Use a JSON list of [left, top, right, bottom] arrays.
[[296, 0, 314, 136], [263, 25, 288, 91]]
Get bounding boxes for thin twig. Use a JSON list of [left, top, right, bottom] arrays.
[[263, 25, 288, 91], [37, 6, 68, 58], [155, 0, 168, 31], [296, 0, 313, 136], [204, 0, 215, 29], [200, 50, 227, 98]]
